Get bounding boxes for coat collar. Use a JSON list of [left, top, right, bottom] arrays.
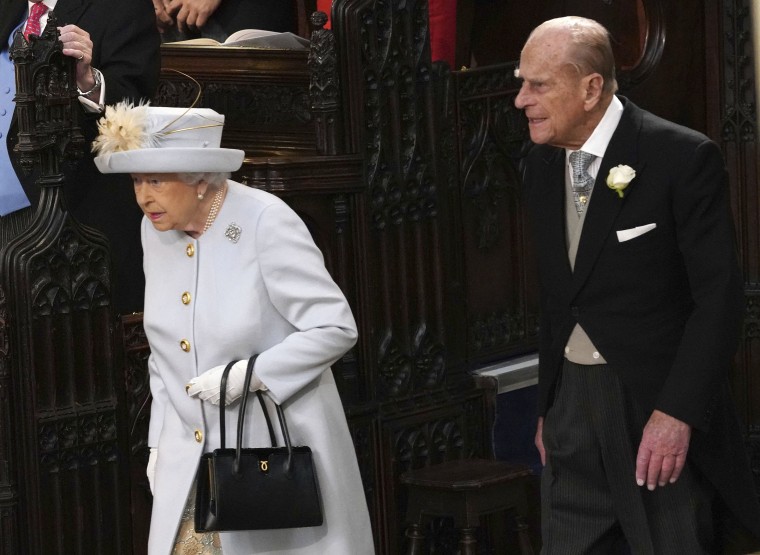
[[537, 146, 574, 290], [0, 1, 27, 44], [47, 0, 90, 25]]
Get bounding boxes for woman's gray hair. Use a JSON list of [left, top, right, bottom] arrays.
[[530, 16, 618, 95], [176, 172, 230, 188]]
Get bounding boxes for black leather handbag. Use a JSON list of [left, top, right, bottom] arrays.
[[194, 356, 323, 532]]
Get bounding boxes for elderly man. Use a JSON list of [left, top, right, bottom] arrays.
[[516, 16, 760, 553]]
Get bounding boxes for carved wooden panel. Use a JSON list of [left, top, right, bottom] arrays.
[[705, 0, 760, 490], [330, 1, 492, 552], [333, 0, 465, 398], [156, 46, 316, 157], [1, 26, 131, 555], [121, 313, 152, 553], [452, 63, 538, 367], [2, 208, 131, 555]]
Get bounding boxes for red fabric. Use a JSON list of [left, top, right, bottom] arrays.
[[24, 2, 48, 41], [428, 0, 457, 67], [314, 0, 457, 66], [317, 0, 332, 29]]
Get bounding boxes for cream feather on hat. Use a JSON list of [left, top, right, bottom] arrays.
[[92, 102, 244, 174]]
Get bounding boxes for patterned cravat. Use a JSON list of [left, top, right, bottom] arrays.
[[24, 2, 48, 42], [569, 150, 595, 216]]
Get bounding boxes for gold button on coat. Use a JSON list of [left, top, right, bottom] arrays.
[[186, 243, 195, 257], [194, 430, 203, 443], [181, 291, 191, 305], [180, 339, 191, 352]]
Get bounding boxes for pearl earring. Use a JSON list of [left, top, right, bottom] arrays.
[[197, 192, 204, 200]]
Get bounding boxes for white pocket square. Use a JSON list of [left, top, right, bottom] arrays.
[[616, 223, 656, 242]]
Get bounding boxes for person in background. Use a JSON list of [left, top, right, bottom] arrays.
[[0, 0, 161, 313], [93, 102, 375, 554], [153, 0, 295, 42], [516, 16, 760, 553]]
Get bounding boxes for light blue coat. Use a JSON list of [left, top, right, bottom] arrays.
[[143, 180, 374, 554]]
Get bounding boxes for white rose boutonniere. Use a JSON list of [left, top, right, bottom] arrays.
[[606, 165, 636, 198]]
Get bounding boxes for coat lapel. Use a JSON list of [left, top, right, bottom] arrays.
[[0, 0, 26, 47], [48, 0, 89, 26], [570, 99, 646, 298], [534, 146, 574, 292]]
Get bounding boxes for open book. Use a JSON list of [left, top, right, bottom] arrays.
[[165, 29, 309, 50]]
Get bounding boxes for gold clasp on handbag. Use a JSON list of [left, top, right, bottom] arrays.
[[259, 460, 269, 472]]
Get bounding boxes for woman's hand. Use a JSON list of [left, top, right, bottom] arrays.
[[186, 359, 265, 405]]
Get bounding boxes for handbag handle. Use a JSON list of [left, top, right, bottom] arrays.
[[218, 356, 274, 449], [232, 359, 296, 477], [217, 360, 238, 450], [253, 390, 295, 474]]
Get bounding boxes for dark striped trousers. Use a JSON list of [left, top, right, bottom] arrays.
[[540, 360, 715, 554]]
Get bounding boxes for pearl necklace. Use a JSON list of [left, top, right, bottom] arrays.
[[203, 185, 225, 233]]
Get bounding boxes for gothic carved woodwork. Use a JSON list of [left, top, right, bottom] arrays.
[[0, 1, 751, 553], [156, 46, 317, 157], [708, 0, 760, 491], [452, 62, 538, 366], [10, 12, 84, 177], [121, 313, 152, 552], [0, 22, 129, 555], [329, 1, 493, 552], [308, 11, 343, 154], [333, 0, 461, 399]]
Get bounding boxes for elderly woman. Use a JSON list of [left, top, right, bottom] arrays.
[[93, 104, 374, 555]]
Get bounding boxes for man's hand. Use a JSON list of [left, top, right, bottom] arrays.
[[166, 0, 222, 33], [635, 409, 691, 490], [152, 0, 175, 33], [57, 25, 98, 95], [535, 416, 546, 466]]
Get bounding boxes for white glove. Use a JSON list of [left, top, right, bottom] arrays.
[[147, 447, 157, 494], [186, 359, 265, 405]]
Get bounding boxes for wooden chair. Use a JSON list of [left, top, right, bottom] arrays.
[[401, 458, 535, 555]]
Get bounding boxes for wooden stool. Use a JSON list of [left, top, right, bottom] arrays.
[[401, 458, 535, 555]]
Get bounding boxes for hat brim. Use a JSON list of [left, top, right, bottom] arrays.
[[94, 148, 245, 174]]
